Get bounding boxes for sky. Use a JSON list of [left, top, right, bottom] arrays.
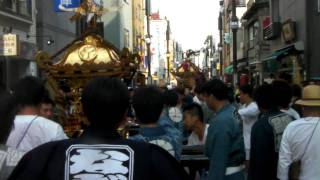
[[152, 0, 220, 51]]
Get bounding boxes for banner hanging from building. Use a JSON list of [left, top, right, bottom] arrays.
[[54, 0, 80, 12]]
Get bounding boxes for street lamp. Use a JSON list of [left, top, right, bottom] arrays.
[[218, 44, 223, 52], [231, 0, 239, 86], [145, 35, 152, 84], [166, 52, 170, 84], [166, 18, 171, 84], [218, 2, 223, 78], [145, 36, 151, 44], [218, 43, 223, 76], [145, 0, 152, 84]]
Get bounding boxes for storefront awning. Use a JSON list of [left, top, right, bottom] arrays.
[[263, 47, 292, 61], [262, 41, 304, 62], [224, 65, 233, 74]]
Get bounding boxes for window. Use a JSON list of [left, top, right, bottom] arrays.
[[271, 0, 280, 22], [248, 21, 259, 48], [124, 29, 130, 49], [4, 0, 17, 12], [18, 0, 31, 16], [249, 25, 254, 48], [138, 5, 141, 20], [1, 0, 32, 17]]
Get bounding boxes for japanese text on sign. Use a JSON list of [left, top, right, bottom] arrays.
[[3, 34, 19, 56]]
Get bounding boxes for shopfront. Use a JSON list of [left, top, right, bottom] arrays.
[[262, 42, 304, 84], [0, 37, 38, 90]]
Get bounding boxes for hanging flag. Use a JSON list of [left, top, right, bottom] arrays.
[[54, 0, 80, 12]]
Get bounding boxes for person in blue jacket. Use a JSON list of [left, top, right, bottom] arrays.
[[130, 86, 181, 160], [202, 79, 246, 180]]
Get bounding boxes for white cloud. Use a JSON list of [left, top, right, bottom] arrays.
[[152, 0, 220, 51]]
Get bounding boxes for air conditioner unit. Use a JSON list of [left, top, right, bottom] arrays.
[[263, 22, 281, 40]]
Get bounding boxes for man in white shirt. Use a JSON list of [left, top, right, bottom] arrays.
[[183, 103, 209, 145], [238, 85, 259, 161], [278, 84, 320, 180], [6, 76, 67, 153]]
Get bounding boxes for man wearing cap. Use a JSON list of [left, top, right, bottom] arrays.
[[278, 84, 320, 180]]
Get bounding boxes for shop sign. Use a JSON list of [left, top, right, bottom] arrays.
[[54, 0, 80, 12], [3, 34, 19, 56], [282, 19, 296, 43], [224, 33, 232, 44]]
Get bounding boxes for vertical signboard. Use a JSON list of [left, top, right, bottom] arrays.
[[3, 34, 19, 56]]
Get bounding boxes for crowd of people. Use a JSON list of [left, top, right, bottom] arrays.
[[0, 75, 319, 180]]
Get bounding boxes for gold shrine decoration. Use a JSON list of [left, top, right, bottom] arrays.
[[171, 60, 204, 89], [36, 32, 141, 136], [55, 35, 119, 67], [70, 0, 105, 22]]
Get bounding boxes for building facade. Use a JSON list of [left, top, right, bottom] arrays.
[[220, 0, 249, 83], [150, 17, 167, 80], [0, 0, 37, 90], [238, 0, 320, 84], [36, 0, 77, 56], [132, 0, 146, 72], [242, 0, 270, 85], [262, 0, 306, 84], [102, 0, 133, 51], [306, 0, 320, 80]]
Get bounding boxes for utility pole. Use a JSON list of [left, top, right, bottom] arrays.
[[218, 10, 223, 77], [145, 0, 152, 84], [166, 18, 171, 84], [231, 0, 239, 86]]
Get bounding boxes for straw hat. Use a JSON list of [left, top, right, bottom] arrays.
[[296, 85, 320, 106]]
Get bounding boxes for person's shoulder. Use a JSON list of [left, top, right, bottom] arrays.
[[286, 118, 315, 129], [129, 134, 146, 142], [149, 143, 172, 154], [27, 116, 61, 130], [248, 102, 259, 111], [15, 139, 72, 168], [268, 111, 293, 123], [35, 116, 60, 125], [123, 138, 158, 149], [14, 115, 37, 124], [27, 139, 73, 153], [252, 116, 268, 131]]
